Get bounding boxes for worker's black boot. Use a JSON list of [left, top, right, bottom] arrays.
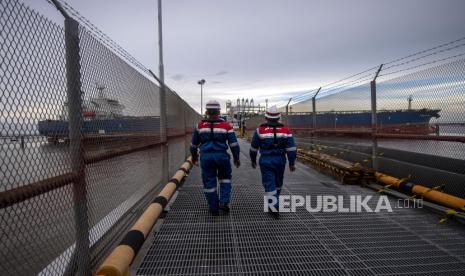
[[219, 203, 230, 214]]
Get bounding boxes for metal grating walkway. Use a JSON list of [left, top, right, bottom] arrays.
[[134, 140, 465, 275]]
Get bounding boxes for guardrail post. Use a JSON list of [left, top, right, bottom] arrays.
[[64, 17, 91, 276], [371, 64, 383, 170]]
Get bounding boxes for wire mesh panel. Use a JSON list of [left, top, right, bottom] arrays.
[[314, 82, 373, 130], [0, 0, 70, 191], [180, 99, 202, 170], [78, 24, 166, 248], [184, 100, 201, 134], [277, 71, 376, 168], [166, 89, 185, 138], [375, 47, 465, 197], [377, 58, 465, 159], [166, 89, 186, 175], [1, 0, 200, 275], [0, 1, 76, 275], [278, 40, 465, 198]]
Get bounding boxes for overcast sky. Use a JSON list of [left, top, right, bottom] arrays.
[[25, 0, 465, 112]]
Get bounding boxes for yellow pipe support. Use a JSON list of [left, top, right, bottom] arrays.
[[96, 157, 193, 276]]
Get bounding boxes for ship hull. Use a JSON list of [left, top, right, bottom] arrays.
[[37, 116, 193, 144], [286, 109, 440, 135], [38, 117, 161, 137]]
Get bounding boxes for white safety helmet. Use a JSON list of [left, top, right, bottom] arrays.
[[265, 105, 281, 120], [205, 100, 221, 110]]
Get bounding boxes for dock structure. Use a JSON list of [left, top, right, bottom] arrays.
[[130, 140, 465, 276]]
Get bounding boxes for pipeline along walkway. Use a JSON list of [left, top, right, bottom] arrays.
[[133, 140, 465, 275]]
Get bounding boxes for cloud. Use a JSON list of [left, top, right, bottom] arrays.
[[170, 74, 185, 81], [22, 0, 465, 113], [214, 70, 228, 76]]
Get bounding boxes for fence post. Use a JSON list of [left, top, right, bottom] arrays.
[[157, 0, 169, 181], [64, 17, 91, 276], [312, 87, 321, 146], [312, 87, 321, 129], [371, 64, 383, 170], [184, 101, 188, 159], [285, 98, 292, 125]]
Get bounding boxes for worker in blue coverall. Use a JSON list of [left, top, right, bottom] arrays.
[[250, 106, 297, 219], [191, 100, 241, 216]]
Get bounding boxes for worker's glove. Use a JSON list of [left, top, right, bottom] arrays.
[[289, 164, 296, 172], [251, 162, 257, 169], [234, 159, 241, 168]]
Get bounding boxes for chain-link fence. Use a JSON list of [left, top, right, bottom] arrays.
[[246, 38, 465, 199], [0, 0, 200, 275]]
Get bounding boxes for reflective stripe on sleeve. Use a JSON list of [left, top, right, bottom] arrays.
[[250, 146, 258, 152], [229, 142, 239, 147], [286, 146, 297, 151], [218, 179, 231, 184]]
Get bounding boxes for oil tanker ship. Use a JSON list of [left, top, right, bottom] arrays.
[[282, 95, 441, 135], [38, 95, 160, 144], [287, 108, 441, 134]]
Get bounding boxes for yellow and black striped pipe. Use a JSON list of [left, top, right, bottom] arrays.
[[375, 172, 465, 211], [297, 148, 465, 211], [96, 157, 193, 276]]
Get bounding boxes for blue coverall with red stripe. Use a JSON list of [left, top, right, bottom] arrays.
[[190, 118, 240, 212], [249, 122, 296, 210]]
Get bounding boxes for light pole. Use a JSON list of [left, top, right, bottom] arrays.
[[198, 79, 206, 115]]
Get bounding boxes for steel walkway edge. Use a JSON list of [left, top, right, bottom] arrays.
[[132, 140, 465, 276]]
